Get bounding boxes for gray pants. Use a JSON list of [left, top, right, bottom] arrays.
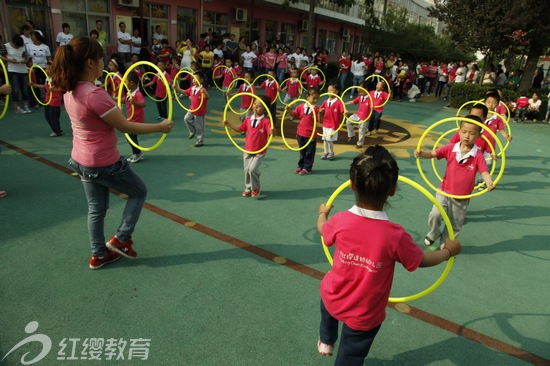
[[427, 192, 469, 244], [184, 112, 205, 143], [346, 114, 368, 145], [243, 153, 264, 191]]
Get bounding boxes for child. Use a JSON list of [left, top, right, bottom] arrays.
[[182, 73, 209, 147], [228, 71, 255, 122], [514, 91, 529, 122], [305, 67, 323, 89], [142, 60, 172, 121], [345, 81, 373, 148], [223, 95, 273, 198], [281, 68, 302, 120], [216, 58, 236, 101], [33, 62, 64, 136], [367, 81, 389, 135], [415, 116, 495, 247], [105, 57, 125, 99], [257, 69, 279, 128], [124, 72, 147, 163], [319, 85, 344, 160], [286, 87, 320, 175], [317, 145, 461, 364]]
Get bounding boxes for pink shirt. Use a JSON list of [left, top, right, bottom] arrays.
[[352, 95, 373, 120], [292, 103, 319, 138], [436, 143, 488, 197], [321, 97, 344, 129], [222, 68, 235, 87], [239, 114, 271, 154], [265, 52, 277, 69], [321, 207, 423, 331], [369, 90, 388, 112], [482, 114, 504, 151], [276, 53, 287, 69], [65, 82, 120, 167], [260, 79, 278, 103], [184, 86, 208, 116], [125, 88, 145, 123], [285, 79, 301, 98]]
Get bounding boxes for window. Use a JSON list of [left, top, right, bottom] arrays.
[[58, 0, 111, 45], [5, 3, 53, 45], [265, 20, 278, 44], [326, 31, 338, 55], [318, 29, 327, 52], [203, 11, 228, 37], [133, 3, 169, 44], [177, 7, 196, 42], [280, 23, 296, 48]]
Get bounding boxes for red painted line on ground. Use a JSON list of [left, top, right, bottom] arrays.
[[2, 139, 548, 366]]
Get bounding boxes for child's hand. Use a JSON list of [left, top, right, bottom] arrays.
[[414, 150, 422, 158], [285, 105, 291, 111], [222, 120, 229, 126], [491, 154, 498, 161], [318, 203, 333, 216], [487, 182, 496, 191], [158, 119, 174, 133], [506, 135, 513, 142], [443, 237, 461, 257]]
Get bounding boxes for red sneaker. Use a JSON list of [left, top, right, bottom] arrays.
[[106, 236, 137, 259], [242, 190, 251, 197], [251, 188, 261, 197], [89, 250, 121, 270]]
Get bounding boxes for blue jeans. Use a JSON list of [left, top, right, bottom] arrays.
[[351, 74, 364, 97], [368, 110, 383, 132], [339, 72, 349, 93], [276, 68, 286, 83], [320, 299, 381, 366], [69, 157, 147, 257], [156, 99, 167, 119], [8, 72, 29, 103]]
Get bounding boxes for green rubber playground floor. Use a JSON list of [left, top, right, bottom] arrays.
[[1, 88, 549, 366]]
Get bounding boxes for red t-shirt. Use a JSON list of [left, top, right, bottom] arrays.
[[321, 207, 423, 331], [45, 78, 63, 107], [125, 88, 145, 123], [239, 114, 272, 154], [306, 73, 323, 88], [436, 143, 488, 196], [152, 71, 172, 98], [238, 84, 255, 109], [184, 85, 208, 116], [339, 59, 351, 73], [369, 90, 388, 112], [352, 95, 373, 120], [320, 97, 344, 129], [222, 68, 235, 87], [285, 79, 301, 98], [259, 79, 278, 103], [292, 102, 319, 138]]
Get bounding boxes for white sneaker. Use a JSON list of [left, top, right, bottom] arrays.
[[24, 106, 32, 114], [317, 338, 333, 356]]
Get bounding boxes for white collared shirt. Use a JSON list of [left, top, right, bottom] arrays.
[[349, 205, 389, 221], [452, 141, 479, 163]]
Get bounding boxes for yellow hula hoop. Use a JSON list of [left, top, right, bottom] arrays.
[[172, 69, 204, 113], [117, 80, 135, 122], [455, 99, 484, 126], [226, 78, 255, 115], [299, 66, 326, 91], [321, 176, 455, 303], [253, 73, 279, 105], [212, 64, 233, 92], [104, 72, 122, 95], [341, 85, 373, 125], [0, 59, 9, 119], [317, 92, 347, 138], [430, 127, 496, 190], [364, 74, 391, 108], [223, 92, 274, 154], [416, 117, 506, 199], [118, 61, 172, 152], [28, 64, 52, 106], [277, 77, 303, 106], [474, 97, 512, 126], [280, 98, 317, 151], [141, 72, 167, 102]]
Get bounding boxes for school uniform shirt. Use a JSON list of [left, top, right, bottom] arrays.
[[436, 142, 488, 197], [495, 103, 507, 118], [515, 96, 529, 108], [339, 58, 351, 73], [240, 114, 272, 154], [321, 206, 423, 331], [44, 78, 63, 107], [222, 68, 235, 87], [152, 71, 172, 98], [260, 79, 278, 103], [286, 78, 301, 98], [125, 88, 145, 123], [184, 85, 208, 116], [352, 95, 373, 120], [481, 114, 505, 152], [306, 74, 323, 88], [108, 72, 122, 98], [238, 84, 255, 109], [369, 90, 388, 113], [293, 103, 319, 138], [320, 97, 344, 130]]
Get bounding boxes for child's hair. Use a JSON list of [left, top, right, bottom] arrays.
[[307, 86, 321, 96], [244, 71, 253, 79], [257, 95, 271, 110], [470, 104, 488, 119], [327, 84, 339, 93], [194, 72, 204, 82], [89, 29, 99, 38], [460, 115, 483, 132], [50, 36, 103, 93], [349, 145, 399, 209], [32, 31, 45, 44], [485, 92, 500, 103], [62, 23, 70, 29], [520, 91, 527, 97], [126, 71, 139, 84]]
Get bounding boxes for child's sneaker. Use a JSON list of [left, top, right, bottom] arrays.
[[251, 188, 261, 197], [106, 236, 137, 259], [15, 106, 26, 113], [24, 106, 32, 114], [317, 338, 333, 356], [321, 153, 328, 160], [424, 237, 435, 246], [299, 169, 310, 175], [89, 250, 121, 270], [242, 190, 251, 197], [127, 154, 143, 163], [328, 153, 334, 160], [294, 167, 302, 174]]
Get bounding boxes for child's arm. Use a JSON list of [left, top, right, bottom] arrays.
[[499, 129, 512, 142], [414, 150, 436, 159], [131, 98, 146, 108], [200, 86, 209, 99], [481, 171, 495, 191], [317, 203, 332, 234], [419, 237, 461, 267], [223, 119, 240, 133]]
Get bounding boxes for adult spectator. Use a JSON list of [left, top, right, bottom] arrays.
[[482, 64, 496, 85], [275, 47, 288, 83], [507, 70, 521, 89], [290, 47, 303, 68], [213, 42, 223, 60], [339, 52, 351, 92], [525, 92, 542, 121], [131, 29, 142, 55], [454, 61, 467, 83], [20, 25, 33, 49], [25, 20, 43, 37], [241, 45, 257, 74], [152, 25, 165, 42], [466, 63, 480, 83], [238, 36, 247, 62], [56, 23, 74, 48], [198, 44, 214, 87], [117, 22, 132, 63], [95, 20, 107, 50], [225, 34, 238, 62], [0, 34, 31, 113], [350, 53, 366, 98]]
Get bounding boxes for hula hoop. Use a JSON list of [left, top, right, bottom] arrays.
[[280, 98, 317, 151], [212, 64, 233, 92], [455, 100, 485, 126], [364, 74, 391, 108], [226, 78, 255, 115], [118, 61, 172, 152], [430, 127, 496, 190], [317, 92, 347, 138], [141, 72, 167, 102], [416, 117, 506, 199], [28, 64, 52, 106], [0, 59, 9, 119], [104, 72, 123, 96], [172, 69, 204, 113], [299, 66, 326, 91], [117, 80, 135, 121], [253, 73, 279, 105], [341, 85, 373, 124], [321, 176, 455, 303], [223, 92, 274, 154], [277, 78, 303, 106]]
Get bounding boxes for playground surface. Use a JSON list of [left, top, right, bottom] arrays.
[[1, 88, 549, 365]]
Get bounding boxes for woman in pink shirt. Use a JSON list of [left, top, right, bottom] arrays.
[[50, 36, 173, 270], [317, 145, 461, 364]]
